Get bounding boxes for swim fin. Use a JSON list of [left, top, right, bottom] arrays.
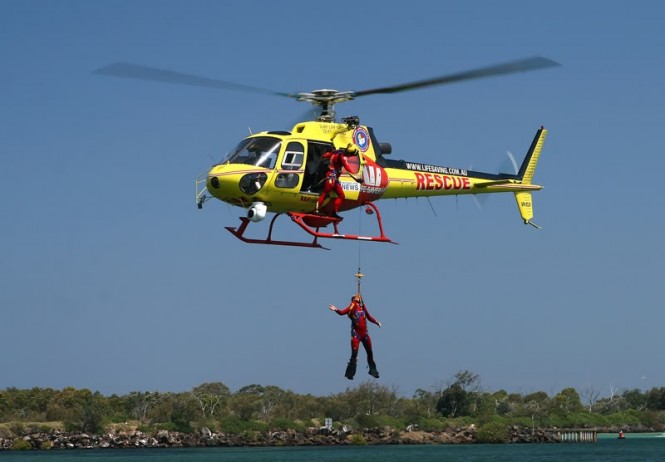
[[368, 360, 379, 379], [345, 361, 357, 380]]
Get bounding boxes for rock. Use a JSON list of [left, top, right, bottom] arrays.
[[156, 430, 169, 444]]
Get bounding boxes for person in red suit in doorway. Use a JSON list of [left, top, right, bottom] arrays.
[[316, 143, 363, 218]]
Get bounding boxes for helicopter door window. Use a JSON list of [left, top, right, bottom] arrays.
[[281, 142, 304, 170], [275, 142, 304, 189]]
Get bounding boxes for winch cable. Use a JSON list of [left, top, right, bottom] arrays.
[[356, 205, 364, 296]]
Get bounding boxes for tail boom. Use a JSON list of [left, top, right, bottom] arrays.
[[378, 126, 548, 227]]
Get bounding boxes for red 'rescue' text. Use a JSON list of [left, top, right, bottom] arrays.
[[414, 173, 471, 191]]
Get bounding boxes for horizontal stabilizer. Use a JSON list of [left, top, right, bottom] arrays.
[[475, 179, 513, 188]]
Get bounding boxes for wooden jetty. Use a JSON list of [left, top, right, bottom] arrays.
[[554, 429, 597, 443]]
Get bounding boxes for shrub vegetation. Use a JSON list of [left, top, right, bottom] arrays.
[[1, 374, 664, 437]]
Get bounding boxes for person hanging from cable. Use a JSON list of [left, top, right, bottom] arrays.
[[328, 293, 381, 379], [316, 143, 363, 219]]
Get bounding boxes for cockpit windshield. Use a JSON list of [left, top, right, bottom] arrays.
[[220, 136, 281, 169]]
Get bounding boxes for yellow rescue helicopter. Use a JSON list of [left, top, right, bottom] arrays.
[[95, 57, 559, 249]]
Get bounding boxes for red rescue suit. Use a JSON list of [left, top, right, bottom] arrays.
[[333, 296, 380, 379], [317, 149, 356, 215]]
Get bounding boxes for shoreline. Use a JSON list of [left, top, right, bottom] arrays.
[[1, 425, 610, 451]]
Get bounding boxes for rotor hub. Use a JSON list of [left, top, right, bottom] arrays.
[[295, 89, 356, 121]]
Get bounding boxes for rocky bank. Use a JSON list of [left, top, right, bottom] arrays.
[[1, 425, 570, 451]]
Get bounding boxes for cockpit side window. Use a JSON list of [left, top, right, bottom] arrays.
[[281, 142, 304, 170]]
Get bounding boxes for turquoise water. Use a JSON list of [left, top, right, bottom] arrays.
[[1, 437, 664, 462]]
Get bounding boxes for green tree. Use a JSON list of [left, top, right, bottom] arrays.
[[646, 387, 665, 410], [257, 386, 288, 421], [434, 370, 482, 418], [345, 382, 399, 417], [472, 391, 497, 422], [168, 392, 197, 432], [105, 394, 130, 422], [454, 370, 480, 393], [191, 382, 230, 419], [2, 387, 58, 420], [282, 393, 324, 421], [124, 391, 160, 423], [45, 388, 107, 433], [230, 390, 262, 421], [0, 391, 9, 420], [622, 389, 647, 411], [412, 388, 438, 418], [520, 391, 550, 421], [322, 393, 351, 421], [148, 392, 175, 424], [552, 388, 583, 414], [228, 384, 287, 421], [45, 387, 83, 423], [436, 383, 468, 417], [492, 390, 512, 416], [78, 391, 108, 433]]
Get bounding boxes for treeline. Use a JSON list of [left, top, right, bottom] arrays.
[[2, 371, 665, 435]]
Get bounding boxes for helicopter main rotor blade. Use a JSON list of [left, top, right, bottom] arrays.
[[94, 62, 295, 98], [353, 56, 560, 97]]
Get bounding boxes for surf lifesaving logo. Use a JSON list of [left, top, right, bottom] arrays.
[[353, 127, 371, 152]]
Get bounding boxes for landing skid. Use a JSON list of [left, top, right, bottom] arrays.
[[225, 214, 327, 249], [224, 202, 397, 249]]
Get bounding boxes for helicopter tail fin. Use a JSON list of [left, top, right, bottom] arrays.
[[517, 126, 547, 185], [514, 126, 547, 228]]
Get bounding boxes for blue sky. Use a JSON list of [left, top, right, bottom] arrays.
[[1, 0, 663, 399]]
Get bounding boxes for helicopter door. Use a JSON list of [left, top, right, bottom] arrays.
[[301, 141, 333, 193], [274, 141, 304, 189]]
